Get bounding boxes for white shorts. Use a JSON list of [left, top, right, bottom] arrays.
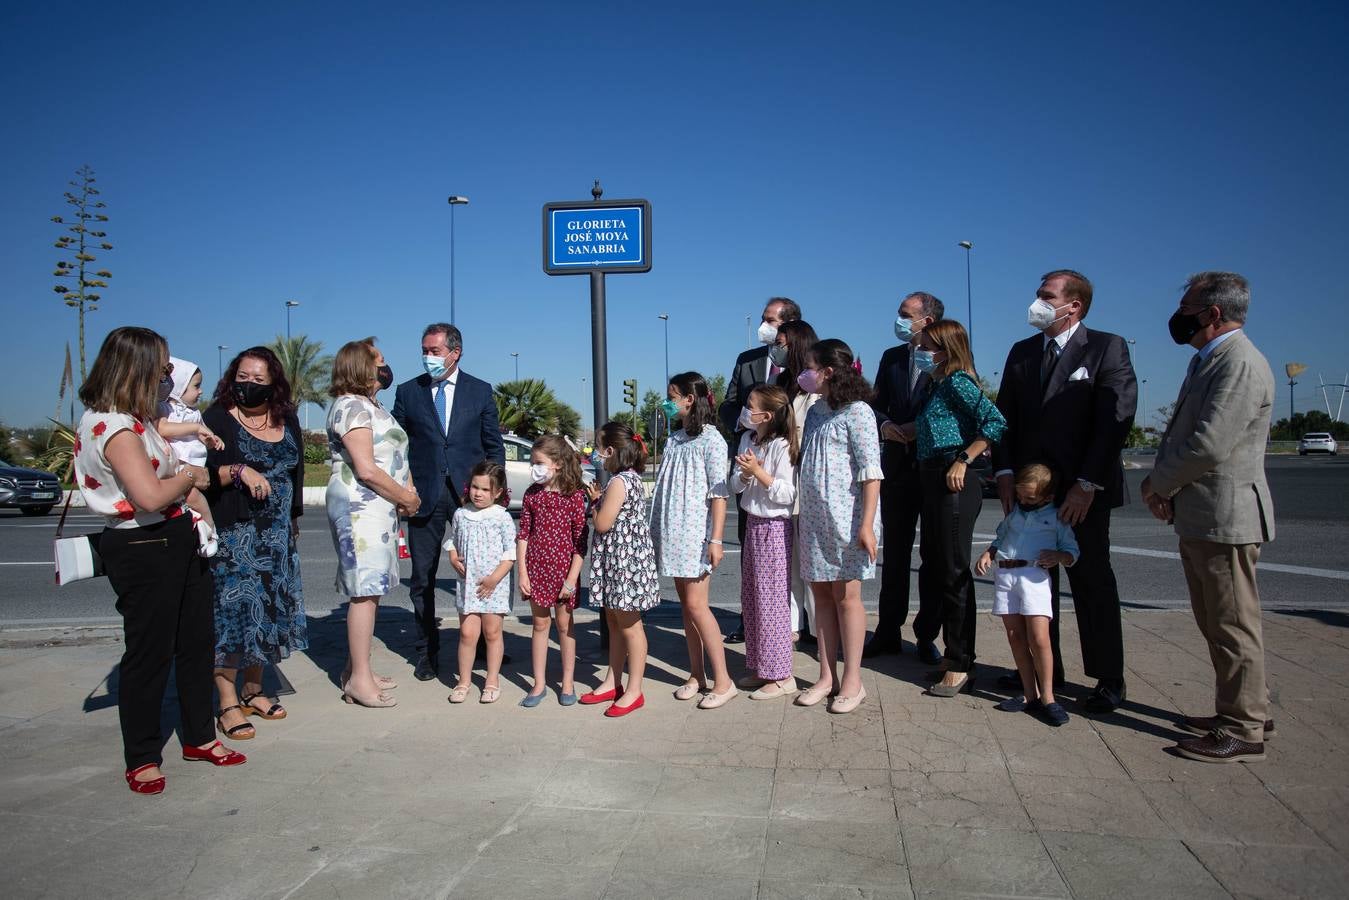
[[992, 566, 1054, 618]]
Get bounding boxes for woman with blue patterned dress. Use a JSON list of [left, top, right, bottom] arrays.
[[911, 320, 1006, 697], [324, 338, 420, 708], [203, 347, 307, 740]]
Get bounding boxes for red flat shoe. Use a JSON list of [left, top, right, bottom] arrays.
[[578, 685, 622, 705], [182, 740, 247, 767], [124, 763, 165, 795], [604, 693, 644, 718]]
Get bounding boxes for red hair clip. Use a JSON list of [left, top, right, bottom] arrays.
[[851, 358, 863, 373], [633, 433, 647, 454], [706, 389, 716, 407]]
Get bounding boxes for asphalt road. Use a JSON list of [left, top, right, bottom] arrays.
[[1, 456, 1345, 627]]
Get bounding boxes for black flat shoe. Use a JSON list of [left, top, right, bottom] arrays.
[[725, 630, 745, 645], [1082, 680, 1126, 713], [413, 655, 439, 682]]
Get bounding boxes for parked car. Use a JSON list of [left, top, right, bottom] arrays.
[[501, 433, 595, 511], [0, 457, 62, 515], [1298, 433, 1338, 456]]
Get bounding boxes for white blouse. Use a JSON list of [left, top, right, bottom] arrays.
[[74, 411, 188, 529], [732, 433, 796, 519]]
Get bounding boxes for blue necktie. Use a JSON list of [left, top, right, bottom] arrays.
[[434, 383, 447, 435]]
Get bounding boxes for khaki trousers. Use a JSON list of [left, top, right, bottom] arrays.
[[1178, 538, 1268, 743]]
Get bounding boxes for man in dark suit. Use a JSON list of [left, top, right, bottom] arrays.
[[865, 291, 943, 664], [718, 296, 800, 643], [392, 323, 505, 680], [993, 270, 1137, 713]]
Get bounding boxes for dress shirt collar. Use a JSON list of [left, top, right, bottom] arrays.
[[1197, 328, 1239, 361], [1043, 320, 1081, 350]]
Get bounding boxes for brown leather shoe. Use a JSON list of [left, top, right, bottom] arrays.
[[1173, 731, 1264, 764], [1178, 716, 1276, 740]]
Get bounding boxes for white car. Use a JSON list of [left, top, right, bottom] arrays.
[[501, 433, 594, 510], [1298, 432, 1338, 455]]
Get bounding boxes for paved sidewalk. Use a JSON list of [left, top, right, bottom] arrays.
[[1, 607, 1347, 899]]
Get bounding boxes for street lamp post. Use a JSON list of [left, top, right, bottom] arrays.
[[447, 195, 470, 325], [217, 345, 228, 382], [511, 352, 519, 381], [1141, 379, 1149, 433], [285, 300, 300, 340], [657, 314, 670, 386], [958, 241, 973, 347]]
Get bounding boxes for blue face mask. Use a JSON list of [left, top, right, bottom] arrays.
[[660, 399, 681, 420], [913, 349, 936, 374], [894, 316, 914, 342], [423, 355, 447, 379]]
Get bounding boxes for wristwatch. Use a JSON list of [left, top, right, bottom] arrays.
[[1076, 478, 1099, 492], [955, 451, 973, 466]]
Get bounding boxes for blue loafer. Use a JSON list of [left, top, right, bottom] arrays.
[[558, 691, 578, 707], [519, 692, 546, 709], [1041, 701, 1069, 727], [996, 696, 1028, 712]]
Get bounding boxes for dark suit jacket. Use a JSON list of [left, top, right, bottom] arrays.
[[870, 343, 932, 472], [993, 325, 1137, 508], [717, 345, 772, 441], [391, 370, 504, 517]]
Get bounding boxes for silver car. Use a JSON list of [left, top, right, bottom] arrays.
[[501, 434, 594, 511], [1298, 432, 1338, 455], [0, 457, 62, 516]]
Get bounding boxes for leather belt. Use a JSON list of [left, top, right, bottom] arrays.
[[997, 559, 1031, 568]]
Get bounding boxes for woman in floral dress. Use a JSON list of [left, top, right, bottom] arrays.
[[325, 338, 420, 708]]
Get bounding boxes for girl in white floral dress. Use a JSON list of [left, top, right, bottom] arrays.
[[795, 340, 883, 715], [650, 371, 736, 710]]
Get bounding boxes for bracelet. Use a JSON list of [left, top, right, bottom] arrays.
[[706, 539, 723, 545], [230, 464, 244, 489]]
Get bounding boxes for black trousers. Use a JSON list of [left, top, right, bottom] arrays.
[[1050, 496, 1125, 684], [877, 462, 938, 643], [102, 515, 215, 770], [918, 459, 981, 672], [406, 481, 460, 661]]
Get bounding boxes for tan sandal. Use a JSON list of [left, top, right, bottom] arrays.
[[242, 692, 287, 720], [448, 684, 471, 704], [480, 685, 501, 704]]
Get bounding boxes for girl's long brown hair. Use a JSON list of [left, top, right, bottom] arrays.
[[531, 434, 585, 496], [747, 384, 799, 465], [922, 319, 978, 381]]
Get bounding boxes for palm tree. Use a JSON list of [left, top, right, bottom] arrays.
[[268, 335, 332, 417], [494, 379, 579, 439]]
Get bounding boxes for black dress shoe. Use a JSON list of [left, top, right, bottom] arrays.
[[917, 641, 942, 666], [1173, 730, 1264, 763], [1082, 680, 1126, 713], [862, 636, 902, 659], [413, 655, 439, 682], [1178, 715, 1276, 740], [725, 630, 745, 645], [797, 630, 817, 647]]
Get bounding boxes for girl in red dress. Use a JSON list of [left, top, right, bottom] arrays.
[[517, 435, 590, 707]]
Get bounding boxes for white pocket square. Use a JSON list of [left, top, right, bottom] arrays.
[[1068, 367, 1090, 382]]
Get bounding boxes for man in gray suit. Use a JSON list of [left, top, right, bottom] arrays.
[[1142, 271, 1275, 764]]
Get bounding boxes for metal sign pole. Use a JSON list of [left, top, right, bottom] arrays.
[[590, 269, 608, 459]]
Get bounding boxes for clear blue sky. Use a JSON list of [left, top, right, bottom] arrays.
[[3, 1, 1347, 433]]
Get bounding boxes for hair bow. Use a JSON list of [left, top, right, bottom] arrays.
[[633, 433, 647, 453], [850, 358, 863, 373]]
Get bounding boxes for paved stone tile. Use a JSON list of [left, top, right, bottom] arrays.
[[1138, 780, 1328, 848], [648, 763, 774, 818], [901, 825, 1069, 898], [0, 810, 117, 869], [771, 768, 896, 823], [998, 724, 1129, 779], [354, 798, 523, 854], [603, 872, 759, 900], [1013, 773, 1173, 838], [757, 878, 915, 899], [532, 758, 663, 811], [1262, 782, 1349, 853], [480, 804, 639, 864], [778, 705, 892, 770], [1255, 719, 1349, 786], [885, 719, 1007, 775], [1185, 841, 1349, 899], [1041, 832, 1229, 899], [668, 716, 782, 768], [449, 857, 613, 900], [1095, 729, 1267, 785], [618, 811, 768, 876], [891, 771, 1033, 832], [287, 846, 474, 900], [764, 817, 906, 887]]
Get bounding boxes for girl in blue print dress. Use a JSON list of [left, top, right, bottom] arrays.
[[579, 422, 660, 717], [445, 462, 516, 706], [649, 372, 736, 710], [795, 340, 883, 715]]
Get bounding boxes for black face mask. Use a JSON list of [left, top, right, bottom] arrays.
[[158, 376, 173, 403], [1168, 308, 1210, 345], [232, 381, 274, 409], [376, 364, 394, 391]]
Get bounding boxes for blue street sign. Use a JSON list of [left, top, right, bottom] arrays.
[[542, 199, 652, 275]]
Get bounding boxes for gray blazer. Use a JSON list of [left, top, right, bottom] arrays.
[[1151, 330, 1275, 545]]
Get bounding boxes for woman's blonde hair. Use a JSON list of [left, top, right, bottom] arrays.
[[329, 337, 380, 398], [922, 319, 977, 381], [79, 326, 168, 420]]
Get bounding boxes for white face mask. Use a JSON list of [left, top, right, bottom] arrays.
[[757, 321, 778, 345], [1027, 298, 1069, 331], [529, 463, 552, 484], [737, 407, 759, 431]]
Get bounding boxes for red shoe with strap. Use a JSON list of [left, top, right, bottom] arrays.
[[124, 763, 165, 795], [604, 693, 644, 718], [182, 740, 247, 767], [578, 684, 623, 705]]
